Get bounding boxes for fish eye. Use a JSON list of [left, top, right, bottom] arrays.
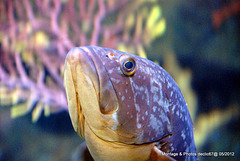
[[120, 55, 137, 76]]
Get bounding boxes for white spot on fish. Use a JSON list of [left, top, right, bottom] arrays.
[[181, 130, 186, 140], [137, 113, 142, 129], [153, 106, 157, 112], [145, 111, 148, 116], [170, 91, 173, 97], [111, 78, 120, 84], [171, 105, 176, 114], [176, 110, 179, 116], [144, 88, 150, 106], [108, 68, 114, 74], [121, 96, 125, 101], [136, 104, 140, 112], [125, 89, 128, 93], [162, 72, 165, 77], [167, 81, 172, 89]]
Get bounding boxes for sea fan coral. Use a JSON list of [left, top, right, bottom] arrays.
[[0, 0, 166, 122]]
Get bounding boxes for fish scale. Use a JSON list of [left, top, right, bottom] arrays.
[[64, 46, 197, 161]]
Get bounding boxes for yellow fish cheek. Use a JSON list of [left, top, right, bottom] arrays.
[[84, 121, 154, 161]]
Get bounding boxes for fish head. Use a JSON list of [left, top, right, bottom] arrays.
[[64, 46, 174, 144]]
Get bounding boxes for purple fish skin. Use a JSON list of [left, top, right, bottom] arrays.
[[67, 46, 197, 161]]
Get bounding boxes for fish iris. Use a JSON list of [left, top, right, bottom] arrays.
[[121, 57, 136, 76]]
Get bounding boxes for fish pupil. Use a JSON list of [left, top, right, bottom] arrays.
[[124, 61, 133, 70]]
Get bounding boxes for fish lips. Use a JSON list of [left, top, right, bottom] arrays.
[[64, 47, 99, 137]]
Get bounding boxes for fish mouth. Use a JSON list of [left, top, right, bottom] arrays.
[[64, 47, 100, 138]]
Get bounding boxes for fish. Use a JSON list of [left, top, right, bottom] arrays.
[[63, 46, 197, 161]]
